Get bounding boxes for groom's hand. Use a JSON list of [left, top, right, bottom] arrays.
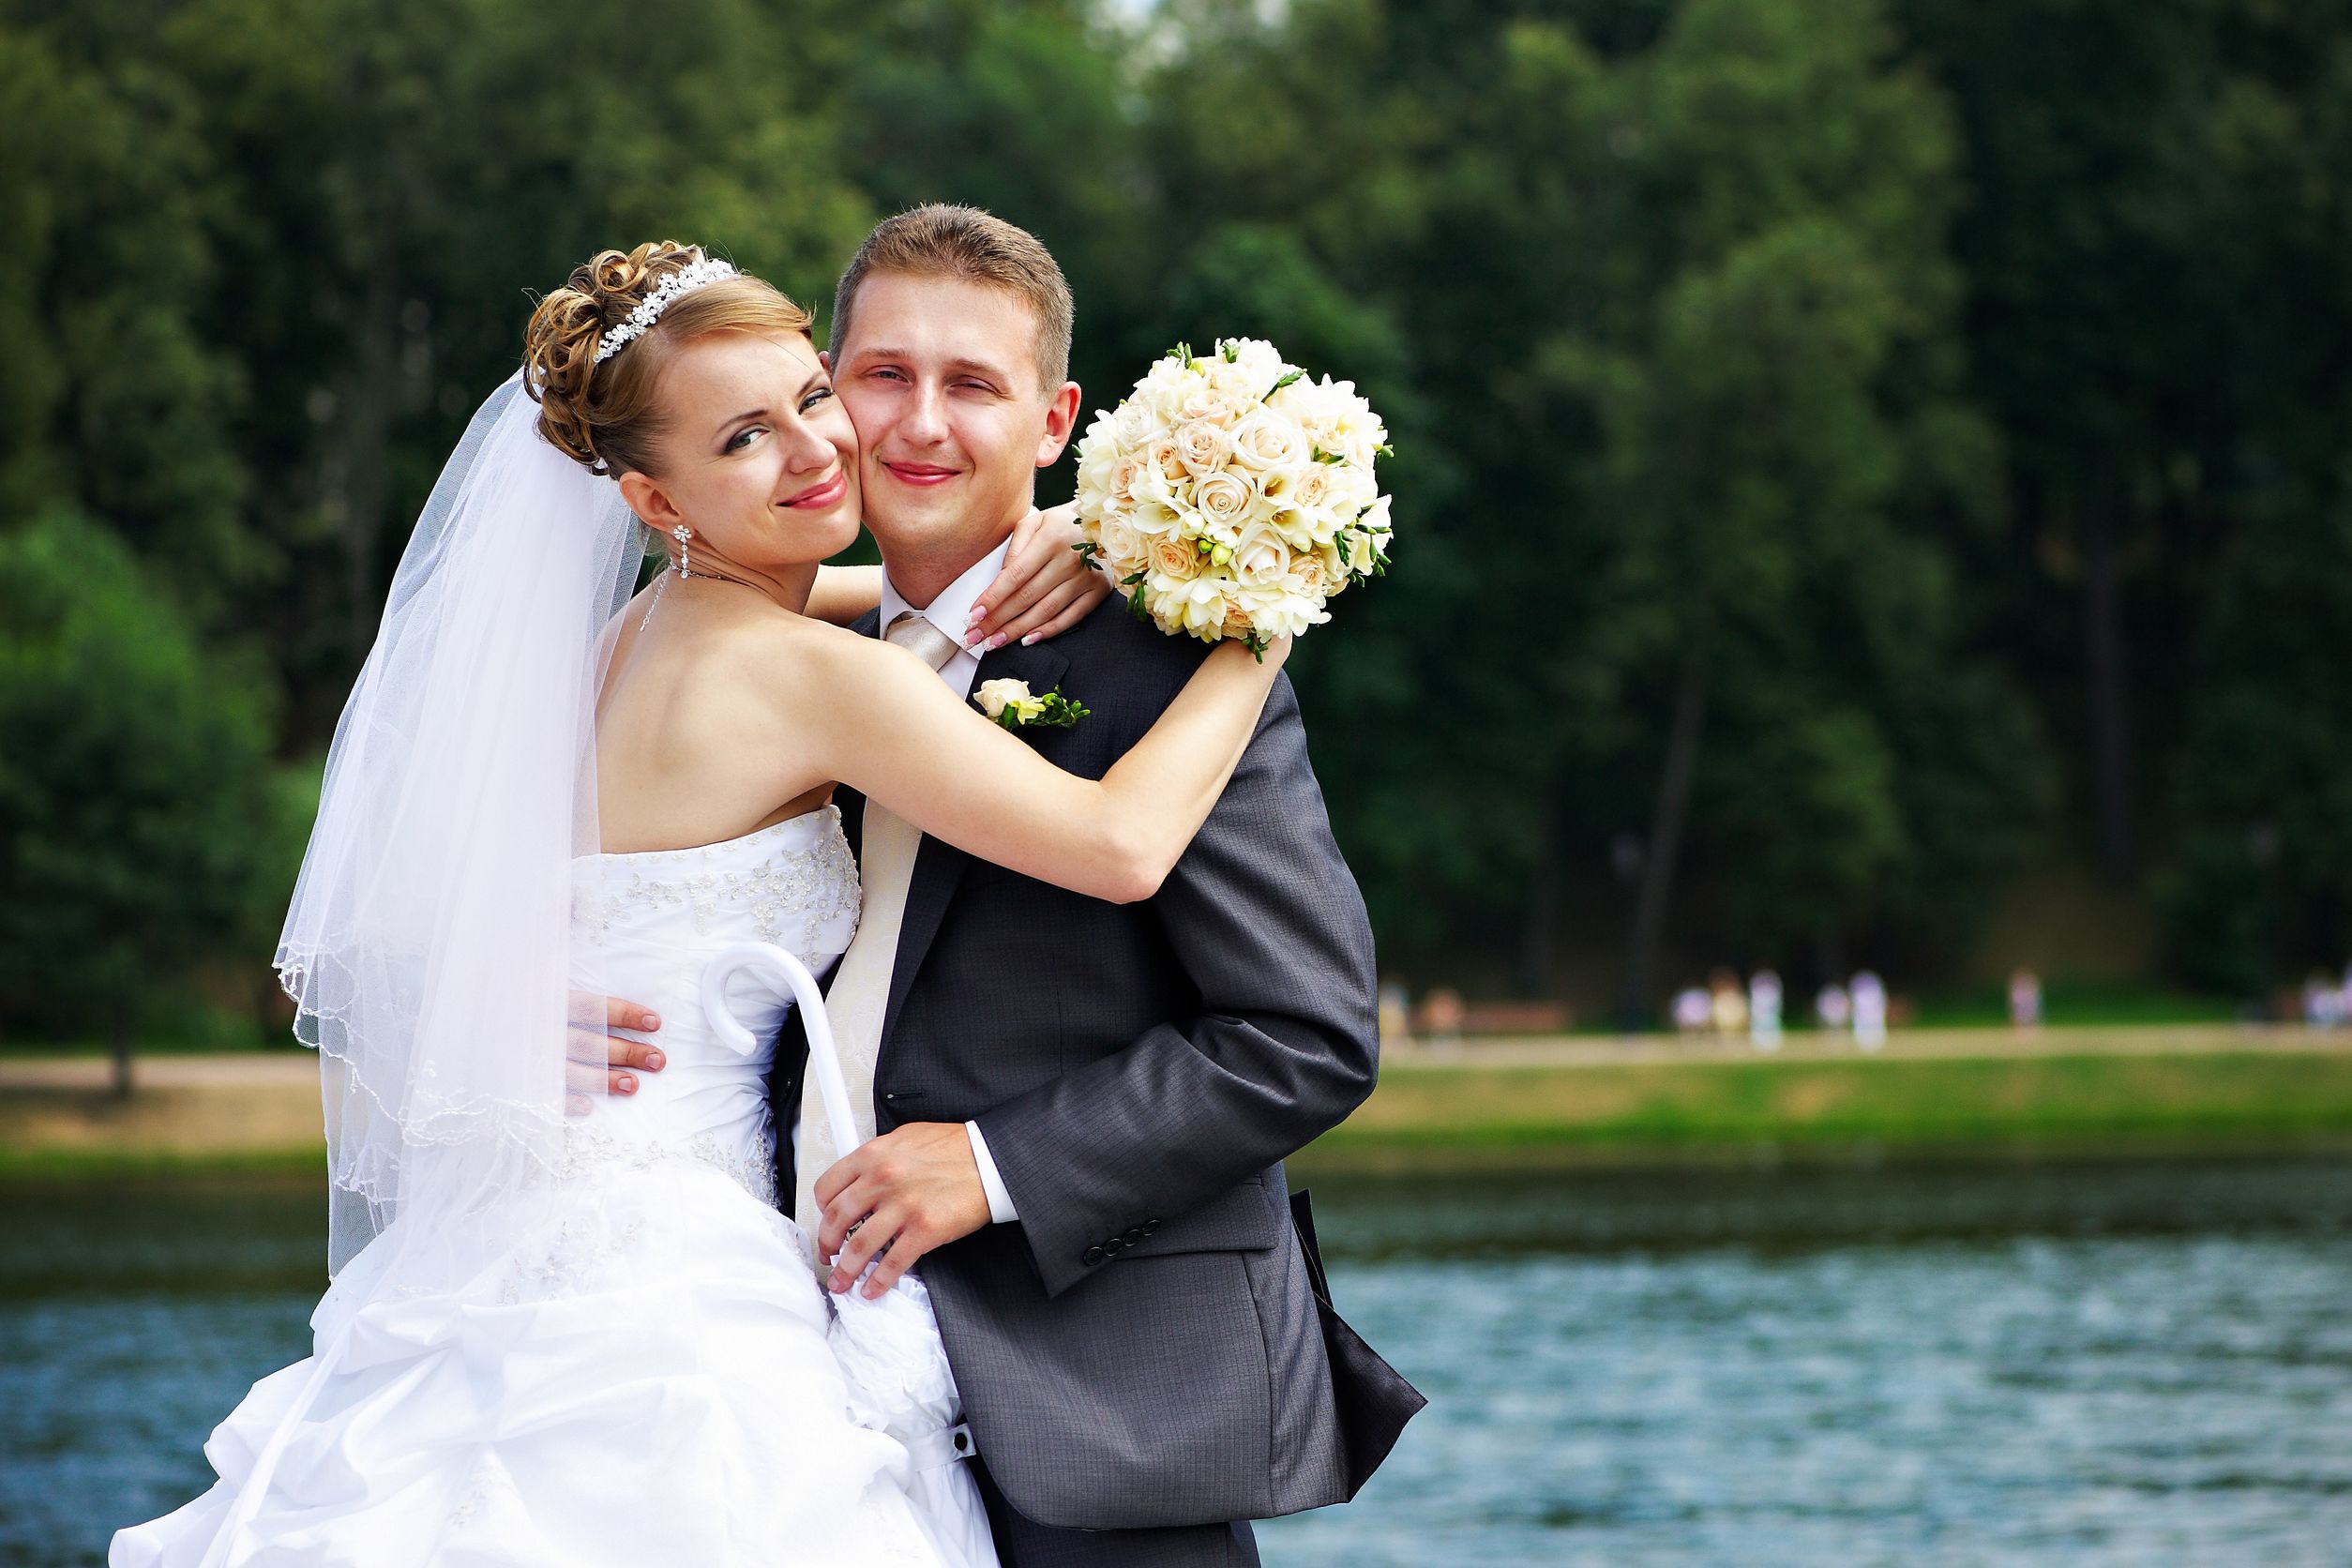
[[814, 1123, 991, 1298], [563, 992, 664, 1116]]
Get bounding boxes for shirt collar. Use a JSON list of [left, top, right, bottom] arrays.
[[880, 537, 1012, 653]]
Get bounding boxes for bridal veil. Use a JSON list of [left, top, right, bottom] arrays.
[[274, 373, 643, 1275]]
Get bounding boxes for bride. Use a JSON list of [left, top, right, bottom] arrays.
[[113, 243, 1288, 1567]]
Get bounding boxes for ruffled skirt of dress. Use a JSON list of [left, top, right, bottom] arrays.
[[110, 1157, 954, 1568]]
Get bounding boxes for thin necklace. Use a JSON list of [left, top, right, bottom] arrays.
[[639, 563, 761, 632]]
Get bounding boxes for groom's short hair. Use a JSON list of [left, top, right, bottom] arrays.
[[830, 204, 1073, 396]]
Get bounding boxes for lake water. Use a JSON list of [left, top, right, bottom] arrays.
[[7, 1161, 2352, 1565]]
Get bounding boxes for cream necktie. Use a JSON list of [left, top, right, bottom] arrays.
[[794, 610, 962, 1237]]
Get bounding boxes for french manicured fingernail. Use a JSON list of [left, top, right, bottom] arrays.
[[967, 605, 986, 624], [1021, 633, 1040, 645], [645, 1050, 664, 1069], [641, 1013, 659, 1031], [987, 634, 1008, 651]]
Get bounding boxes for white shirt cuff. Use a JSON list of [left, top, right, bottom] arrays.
[[965, 1120, 1018, 1224]]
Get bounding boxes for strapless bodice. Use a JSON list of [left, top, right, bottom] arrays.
[[566, 806, 860, 1196]]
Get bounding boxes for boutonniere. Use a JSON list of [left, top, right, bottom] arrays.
[[974, 678, 1089, 732]]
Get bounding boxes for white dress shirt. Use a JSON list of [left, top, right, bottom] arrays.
[[877, 542, 1022, 1226]]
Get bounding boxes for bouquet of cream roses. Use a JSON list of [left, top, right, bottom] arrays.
[[1072, 339, 1393, 656]]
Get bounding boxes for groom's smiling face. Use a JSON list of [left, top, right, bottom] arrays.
[[829, 271, 1078, 584]]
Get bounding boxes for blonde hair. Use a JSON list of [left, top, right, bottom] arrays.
[[523, 241, 814, 477], [830, 204, 1073, 395]]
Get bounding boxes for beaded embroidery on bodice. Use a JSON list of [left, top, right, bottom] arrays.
[[565, 805, 860, 1203]]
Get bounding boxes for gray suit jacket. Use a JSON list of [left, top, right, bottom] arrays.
[[772, 598, 1414, 1530]]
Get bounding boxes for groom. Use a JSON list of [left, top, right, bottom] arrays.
[[799, 205, 1421, 1563]]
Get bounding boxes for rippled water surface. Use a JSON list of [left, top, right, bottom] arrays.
[[8, 1163, 2352, 1565]]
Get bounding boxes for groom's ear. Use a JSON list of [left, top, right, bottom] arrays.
[[1033, 380, 1081, 469], [819, 349, 833, 373]]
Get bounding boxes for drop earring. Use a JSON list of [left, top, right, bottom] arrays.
[[672, 524, 694, 578]]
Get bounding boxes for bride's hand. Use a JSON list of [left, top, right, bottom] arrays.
[[967, 503, 1111, 650]]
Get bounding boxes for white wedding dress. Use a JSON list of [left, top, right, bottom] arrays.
[[113, 806, 991, 1568]]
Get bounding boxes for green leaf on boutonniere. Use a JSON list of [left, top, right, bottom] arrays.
[[977, 678, 1087, 731], [1033, 688, 1089, 729]]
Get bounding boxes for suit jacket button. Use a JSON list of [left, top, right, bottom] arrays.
[[1082, 1245, 1107, 1267], [1123, 1228, 1144, 1246], [1103, 1235, 1124, 1253], [1141, 1218, 1162, 1236]]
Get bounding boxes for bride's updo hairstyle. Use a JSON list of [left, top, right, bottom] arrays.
[[523, 241, 814, 478]]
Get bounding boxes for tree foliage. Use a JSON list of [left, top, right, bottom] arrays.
[[0, 0, 2345, 1032], [0, 517, 290, 1078]]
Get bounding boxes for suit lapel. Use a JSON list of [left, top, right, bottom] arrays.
[[882, 635, 1073, 1044], [835, 608, 882, 854]]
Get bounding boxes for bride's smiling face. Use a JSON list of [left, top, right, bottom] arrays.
[[616, 330, 861, 568]]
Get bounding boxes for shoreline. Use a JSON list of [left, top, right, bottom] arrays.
[[7, 1027, 2352, 1184]]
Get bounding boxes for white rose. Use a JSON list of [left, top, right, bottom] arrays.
[[1193, 469, 1256, 538], [1149, 534, 1202, 580], [1229, 410, 1306, 471], [973, 678, 1033, 719], [1285, 463, 1335, 513], [1148, 435, 1186, 484], [1179, 384, 1236, 426], [1109, 454, 1145, 505], [1175, 419, 1236, 479], [1111, 400, 1154, 447], [1231, 520, 1291, 591], [1097, 511, 1146, 571]]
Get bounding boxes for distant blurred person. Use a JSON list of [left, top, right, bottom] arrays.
[[1749, 969, 1785, 1050], [2008, 967, 2043, 1032], [1817, 982, 1853, 1034], [1851, 971, 1889, 1050], [1709, 968, 1748, 1037], [1672, 986, 1712, 1034], [1419, 986, 1466, 1050], [1379, 980, 1413, 1050]]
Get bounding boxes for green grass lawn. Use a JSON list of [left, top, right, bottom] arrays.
[[1297, 1049, 2352, 1172]]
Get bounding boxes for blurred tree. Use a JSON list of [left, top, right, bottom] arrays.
[[1568, 0, 2042, 1019], [1131, 0, 2049, 1012], [0, 0, 2341, 1028], [0, 23, 251, 617], [1893, 0, 2347, 886], [2162, 497, 2352, 997], [828, 0, 1164, 401], [0, 517, 285, 1091], [155, 0, 871, 696]]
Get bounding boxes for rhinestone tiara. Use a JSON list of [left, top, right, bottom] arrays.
[[593, 258, 740, 364]]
